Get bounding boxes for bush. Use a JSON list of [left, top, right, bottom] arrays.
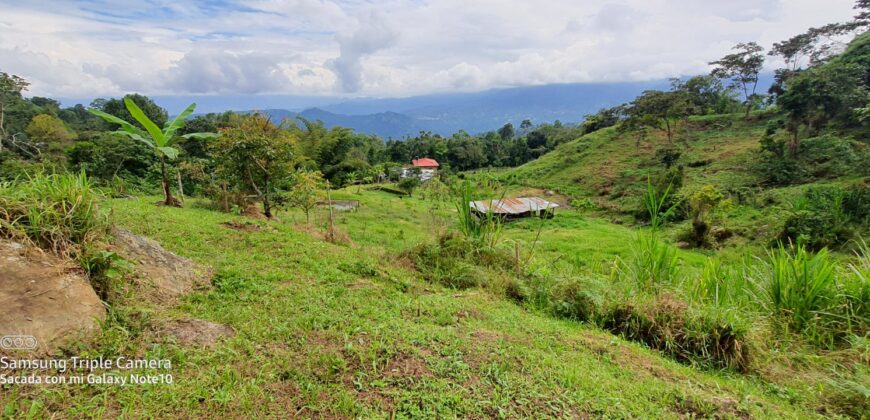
[[757, 134, 865, 186], [596, 295, 751, 371], [551, 280, 599, 322], [407, 232, 515, 290], [779, 185, 864, 250]]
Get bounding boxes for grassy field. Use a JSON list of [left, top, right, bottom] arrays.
[[1, 188, 856, 418], [498, 112, 867, 249]]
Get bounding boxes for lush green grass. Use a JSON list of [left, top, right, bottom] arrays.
[[498, 113, 867, 249], [0, 191, 844, 418]]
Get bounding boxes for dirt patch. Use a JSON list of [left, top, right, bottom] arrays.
[[382, 351, 433, 380], [455, 308, 487, 321], [160, 318, 235, 348], [0, 240, 105, 353], [241, 204, 268, 220], [672, 395, 750, 419], [111, 228, 212, 303], [221, 221, 261, 232], [517, 187, 572, 208]]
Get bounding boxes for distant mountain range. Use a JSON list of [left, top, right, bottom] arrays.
[[255, 81, 674, 138], [62, 76, 774, 139]]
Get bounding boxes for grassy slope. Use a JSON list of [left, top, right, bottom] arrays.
[[501, 112, 864, 248], [1, 191, 826, 418]]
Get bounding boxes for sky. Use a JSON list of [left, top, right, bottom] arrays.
[[0, 0, 860, 99]]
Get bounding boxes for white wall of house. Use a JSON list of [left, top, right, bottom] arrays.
[[401, 167, 437, 181]]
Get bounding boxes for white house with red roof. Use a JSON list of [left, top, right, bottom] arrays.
[[401, 157, 439, 181]]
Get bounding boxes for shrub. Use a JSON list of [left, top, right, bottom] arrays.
[[757, 134, 865, 186], [551, 280, 599, 322], [397, 177, 421, 197], [779, 185, 862, 250], [596, 295, 751, 371]]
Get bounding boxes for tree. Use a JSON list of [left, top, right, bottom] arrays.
[[627, 90, 686, 143], [89, 98, 215, 206], [519, 119, 533, 135], [288, 171, 323, 223], [778, 61, 867, 156], [0, 72, 30, 151], [686, 185, 730, 247], [497, 123, 515, 140], [212, 114, 296, 218], [25, 114, 75, 160], [398, 177, 421, 197], [710, 42, 765, 118], [91, 94, 168, 129]]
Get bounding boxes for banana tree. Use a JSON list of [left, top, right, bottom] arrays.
[[89, 98, 216, 206]]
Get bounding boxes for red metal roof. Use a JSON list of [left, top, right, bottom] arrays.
[[412, 158, 439, 167]]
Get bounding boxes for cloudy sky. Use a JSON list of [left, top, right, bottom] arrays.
[[0, 0, 859, 98]]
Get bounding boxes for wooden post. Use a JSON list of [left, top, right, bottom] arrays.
[[222, 181, 229, 213], [176, 171, 185, 204], [326, 180, 336, 242]]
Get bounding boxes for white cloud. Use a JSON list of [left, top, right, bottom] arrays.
[[0, 0, 860, 98]]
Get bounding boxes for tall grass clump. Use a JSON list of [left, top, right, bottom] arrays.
[[618, 180, 680, 290], [691, 257, 754, 309], [454, 180, 503, 248], [0, 172, 109, 256], [753, 242, 869, 347]]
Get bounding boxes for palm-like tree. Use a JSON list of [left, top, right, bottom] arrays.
[[90, 98, 216, 206]]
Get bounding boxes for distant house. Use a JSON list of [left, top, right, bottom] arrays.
[[402, 157, 439, 182]]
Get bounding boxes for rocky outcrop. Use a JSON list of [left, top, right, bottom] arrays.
[[111, 228, 211, 303], [0, 240, 105, 353]]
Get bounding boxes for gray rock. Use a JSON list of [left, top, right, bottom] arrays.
[[112, 228, 211, 303], [0, 240, 105, 353]]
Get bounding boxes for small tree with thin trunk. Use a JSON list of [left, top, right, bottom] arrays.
[[288, 171, 322, 223], [710, 42, 765, 118], [211, 114, 296, 218], [89, 99, 215, 206]]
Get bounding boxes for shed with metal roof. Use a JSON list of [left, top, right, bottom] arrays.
[[469, 197, 559, 219]]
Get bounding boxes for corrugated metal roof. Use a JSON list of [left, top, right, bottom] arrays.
[[469, 197, 559, 215]]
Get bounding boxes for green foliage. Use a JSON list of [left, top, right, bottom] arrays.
[[397, 176, 421, 197], [454, 180, 503, 248], [754, 243, 868, 347], [551, 280, 600, 322], [779, 184, 866, 250], [709, 42, 765, 117], [211, 114, 295, 218], [78, 249, 133, 301], [89, 98, 214, 206], [691, 258, 750, 308], [619, 232, 680, 291], [683, 185, 732, 247], [407, 232, 513, 290], [0, 172, 109, 256], [597, 295, 751, 371], [287, 171, 323, 222]]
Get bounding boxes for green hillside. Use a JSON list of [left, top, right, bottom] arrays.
[[0, 191, 851, 418], [502, 111, 868, 248]]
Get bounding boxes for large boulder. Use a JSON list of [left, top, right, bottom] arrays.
[[0, 240, 105, 353], [111, 228, 211, 302]]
